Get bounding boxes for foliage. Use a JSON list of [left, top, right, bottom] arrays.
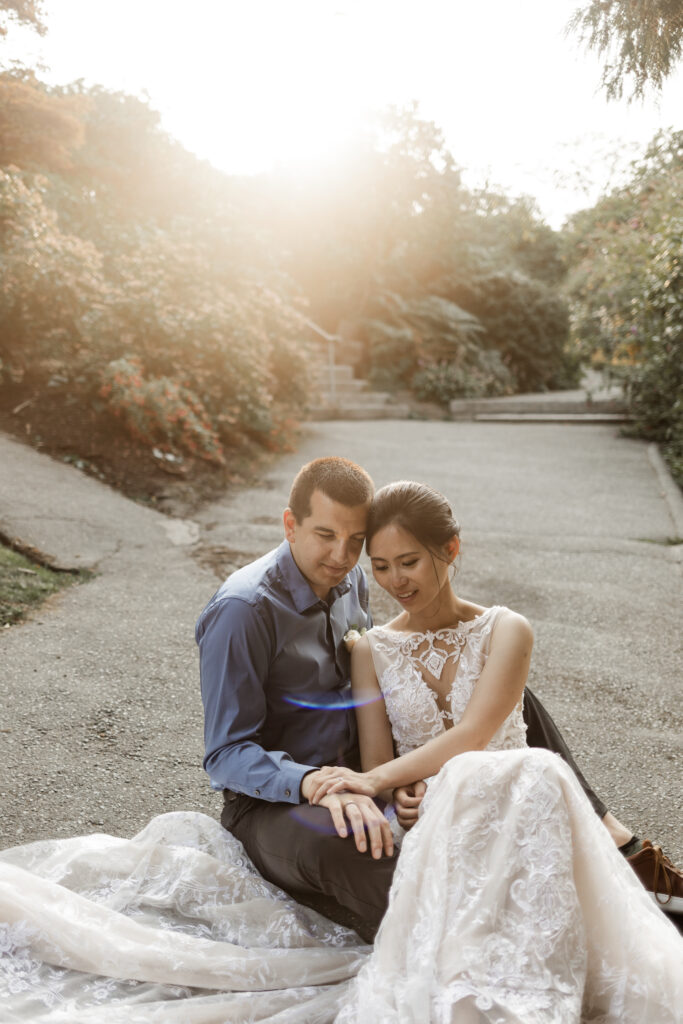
[[259, 104, 469, 333], [412, 349, 515, 405], [0, 70, 574, 473], [260, 105, 572, 400], [0, 71, 314, 457], [99, 358, 225, 464], [360, 291, 483, 389], [624, 216, 683, 484], [444, 266, 575, 392], [0, 0, 46, 37], [0, 167, 104, 376], [565, 130, 683, 484], [359, 283, 530, 402], [0, 71, 85, 170], [456, 190, 569, 287], [567, 0, 683, 100]]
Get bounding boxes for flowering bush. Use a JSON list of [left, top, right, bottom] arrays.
[[99, 358, 225, 464], [99, 233, 314, 450]]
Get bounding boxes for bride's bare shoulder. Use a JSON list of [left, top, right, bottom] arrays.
[[490, 606, 534, 647]]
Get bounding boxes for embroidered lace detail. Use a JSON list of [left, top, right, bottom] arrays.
[[337, 749, 683, 1023], [368, 606, 527, 758]]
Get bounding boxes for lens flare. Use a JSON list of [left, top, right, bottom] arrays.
[[282, 694, 384, 710], [288, 805, 340, 834]]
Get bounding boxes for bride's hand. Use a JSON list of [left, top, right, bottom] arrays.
[[307, 765, 378, 804], [394, 780, 427, 830]]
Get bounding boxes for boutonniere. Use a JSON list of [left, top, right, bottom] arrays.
[[343, 625, 367, 651]]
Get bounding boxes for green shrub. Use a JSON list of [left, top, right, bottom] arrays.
[[362, 291, 484, 390], [446, 269, 575, 392], [565, 133, 683, 486], [412, 350, 514, 404], [625, 218, 683, 486]]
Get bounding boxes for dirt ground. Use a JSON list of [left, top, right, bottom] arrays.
[[0, 375, 273, 517]]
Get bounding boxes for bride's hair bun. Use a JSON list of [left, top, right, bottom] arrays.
[[366, 481, 460, 559]]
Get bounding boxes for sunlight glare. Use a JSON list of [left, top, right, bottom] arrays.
[[4, 0, 682, 224]]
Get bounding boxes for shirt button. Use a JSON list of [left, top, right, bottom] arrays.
[[284, 789, 291, 797], [254, 789, 261, 796]]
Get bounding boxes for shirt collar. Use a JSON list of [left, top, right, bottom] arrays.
[[276, 540, 353, 612]]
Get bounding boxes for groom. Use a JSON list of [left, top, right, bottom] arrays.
[[196, 456, 681, 939]]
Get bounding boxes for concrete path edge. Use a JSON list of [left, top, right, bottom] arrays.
[[647, 443, 683, 541]]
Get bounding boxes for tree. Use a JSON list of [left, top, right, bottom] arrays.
[[0, 66, 316, 461], [0, 71, 85, 170], [568, 0, 683, 100], [0, 0, 46, 36], [565, 130, 683, 484]]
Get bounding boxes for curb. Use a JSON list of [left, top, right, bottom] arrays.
[[647, 443, 683, 541], [471, 413, 631, 424]]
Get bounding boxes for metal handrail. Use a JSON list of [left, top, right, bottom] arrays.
[[302, 318, 341, 407]]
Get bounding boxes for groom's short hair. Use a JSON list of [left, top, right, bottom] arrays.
[[288, 457, 374, 523]]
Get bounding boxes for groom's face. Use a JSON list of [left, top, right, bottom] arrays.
[[283, 489, 369, 600]]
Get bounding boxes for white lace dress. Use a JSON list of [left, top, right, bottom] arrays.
[[1, 606, 681, 1022], [337, 607, 683, 1022]]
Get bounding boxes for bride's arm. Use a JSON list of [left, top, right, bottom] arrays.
[[310, 611, 533, 802], [349, 637, 395, 802]]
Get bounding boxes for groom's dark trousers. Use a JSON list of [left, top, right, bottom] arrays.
[[222, 686, 608, 944]]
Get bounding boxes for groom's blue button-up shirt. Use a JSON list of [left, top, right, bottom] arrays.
[[196, 540, 372, 804]]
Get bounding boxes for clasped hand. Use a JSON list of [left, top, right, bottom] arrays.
[[301, 768, 428, 857], [306, 768, 427, 828], [301, 768, 393, 859], [307, 765, 378, 803]]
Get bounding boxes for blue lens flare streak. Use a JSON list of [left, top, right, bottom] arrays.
[[281, 694, 384, 710]]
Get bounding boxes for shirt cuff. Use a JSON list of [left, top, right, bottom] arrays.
[[283, 763, 317, 804]]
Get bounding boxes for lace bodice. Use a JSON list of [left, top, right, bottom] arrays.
[[367, 605, 527, 757]]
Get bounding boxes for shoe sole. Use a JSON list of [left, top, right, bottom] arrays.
[[648, 892, 683, 914]]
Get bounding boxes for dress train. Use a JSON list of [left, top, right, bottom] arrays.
[[1, 750, 681, 1022], [338, 748, 683, 1023]]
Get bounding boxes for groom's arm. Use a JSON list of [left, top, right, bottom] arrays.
[[197, 596, 317, 804]]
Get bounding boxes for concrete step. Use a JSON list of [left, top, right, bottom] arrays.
[[308, 403, 412, 420], [473, 412, 632, 424], [316, 379, 369, 397], [450, 384, 627, 420], [319, 389, 389, 406], [450, 397, 627, 417], [313, 363, 356, 383]]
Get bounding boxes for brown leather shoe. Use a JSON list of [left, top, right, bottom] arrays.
[[627, 840, 683, 913]]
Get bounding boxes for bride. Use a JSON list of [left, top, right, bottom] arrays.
[[1, 481, 681, 1022], [310, 480, 683, 1021]]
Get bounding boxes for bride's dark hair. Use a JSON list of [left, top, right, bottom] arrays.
[[366, 481, 460, 560]]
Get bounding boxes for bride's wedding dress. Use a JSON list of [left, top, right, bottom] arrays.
[[1, 607, 681, 1022]]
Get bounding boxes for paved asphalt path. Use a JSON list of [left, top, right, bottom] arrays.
[[1, 421, 681, 866]]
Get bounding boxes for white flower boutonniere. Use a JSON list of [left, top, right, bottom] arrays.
[[343, 626, 367, 652]]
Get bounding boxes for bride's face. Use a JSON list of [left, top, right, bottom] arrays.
[[368, 522, 455, 614]]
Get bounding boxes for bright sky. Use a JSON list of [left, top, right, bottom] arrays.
[[4, 0, 682, 226]]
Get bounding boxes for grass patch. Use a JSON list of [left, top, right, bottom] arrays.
[[634, 537, 683, 546], [0, 543, 86, 628]]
